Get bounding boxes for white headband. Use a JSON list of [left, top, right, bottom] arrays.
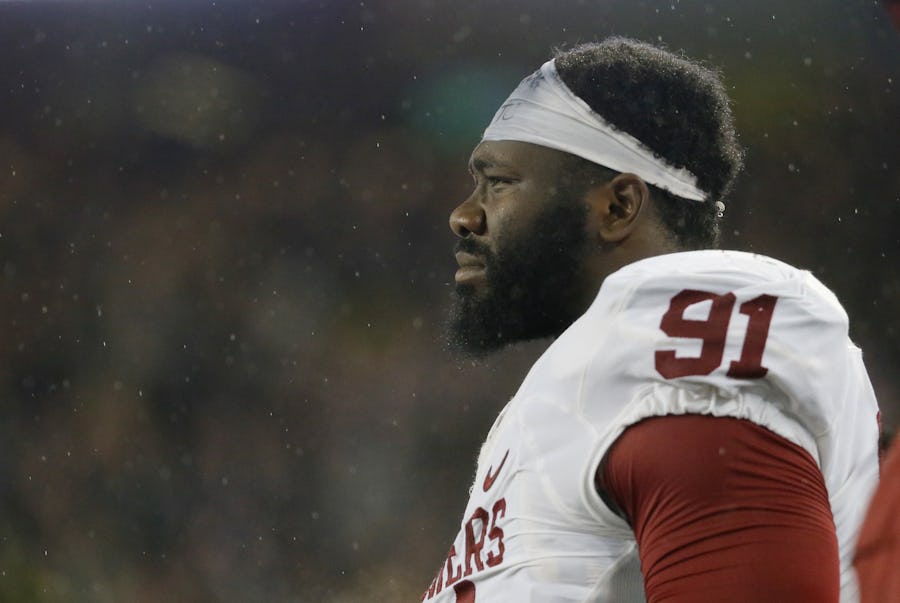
[[481, 59, 708, 202]]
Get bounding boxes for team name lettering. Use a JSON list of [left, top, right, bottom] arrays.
[[422, 498, 507, 601]]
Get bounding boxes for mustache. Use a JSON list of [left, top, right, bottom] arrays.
[[454, 238, 495, 264]]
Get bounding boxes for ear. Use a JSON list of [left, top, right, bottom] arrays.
[[585, 173, 649, 243]]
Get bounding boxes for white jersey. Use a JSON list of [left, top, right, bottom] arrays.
[[422, 250, 880, 603]]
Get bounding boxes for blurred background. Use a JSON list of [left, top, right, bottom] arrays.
[[0, 0, 897, 601]]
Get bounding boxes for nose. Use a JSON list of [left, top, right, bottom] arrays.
[[449, 196, 486, 238]]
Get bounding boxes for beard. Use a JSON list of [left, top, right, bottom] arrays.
[[445, 199, 590, 357]]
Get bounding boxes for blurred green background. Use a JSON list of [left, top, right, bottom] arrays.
[[0, 1, 897, 601]]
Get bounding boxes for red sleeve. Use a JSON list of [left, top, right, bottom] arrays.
[[855, 440, 900, 603], [598, 414, 839, 603]]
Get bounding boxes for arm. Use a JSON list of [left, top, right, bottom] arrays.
[[597, 414, 839, 603], [855, 439, 900, 603]]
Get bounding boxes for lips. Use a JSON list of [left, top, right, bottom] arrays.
[[454, 251, 487, 284]]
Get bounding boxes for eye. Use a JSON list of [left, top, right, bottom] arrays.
[[486, 175, 515, 187]]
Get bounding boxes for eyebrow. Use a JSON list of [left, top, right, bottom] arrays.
[[468, 155, 514, 174]]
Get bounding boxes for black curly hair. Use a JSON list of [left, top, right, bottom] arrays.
[[553, 37, 744, 249]]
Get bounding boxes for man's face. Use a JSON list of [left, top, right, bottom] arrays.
[[445, 140, 592, 355]]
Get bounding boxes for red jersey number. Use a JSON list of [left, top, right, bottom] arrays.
[[655, 289, 777, 379]]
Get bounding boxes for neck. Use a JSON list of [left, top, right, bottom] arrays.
[[580, 222, 682, 312]]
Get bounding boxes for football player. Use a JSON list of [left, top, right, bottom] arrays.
[[424, 38, 881, 602], [855, 439, 900, 602]]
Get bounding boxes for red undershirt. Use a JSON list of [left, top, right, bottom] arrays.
[[855, 440, 900, 602], [598, 414, 839, 602]]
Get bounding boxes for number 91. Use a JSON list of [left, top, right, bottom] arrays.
[[654, 289, 778, 380]]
